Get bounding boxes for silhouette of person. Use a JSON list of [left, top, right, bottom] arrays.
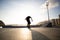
[[25, 16, 33, 29]]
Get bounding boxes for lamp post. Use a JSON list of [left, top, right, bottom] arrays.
[[46, 1, 52, 27], [46, 1, 50, 22]]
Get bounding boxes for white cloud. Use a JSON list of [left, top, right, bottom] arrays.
[[40, 0, 59, 10], [48, 0, 59, 8]]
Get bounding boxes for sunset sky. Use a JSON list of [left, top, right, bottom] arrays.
[[0, 0, 60, 25]]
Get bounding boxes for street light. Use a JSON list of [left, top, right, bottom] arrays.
[[46, 1, 50, 22], [46, 1, 52, 27]]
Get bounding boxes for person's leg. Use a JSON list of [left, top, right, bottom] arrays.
[[27, 21, 31, 29], [27, 23, 30, 29], [27, 23, 30, 28]]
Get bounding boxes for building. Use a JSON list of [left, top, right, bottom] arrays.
[[51, 14, 60, 26], [59, 15, 60, 19]]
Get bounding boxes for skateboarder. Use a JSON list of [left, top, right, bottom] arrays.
[[25, 16, 33, 29]]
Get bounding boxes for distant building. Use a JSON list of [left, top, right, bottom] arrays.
[[51, 15, 60, 26], [59, 15, 60, 19], [51, 19, 56, 26], [37, 14, 60, 27], [58, 14, 60, 25]]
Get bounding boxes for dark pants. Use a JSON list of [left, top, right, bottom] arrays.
[[27, 20, 31, 28]]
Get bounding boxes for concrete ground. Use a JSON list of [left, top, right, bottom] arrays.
[[0, 27, 60, 40]]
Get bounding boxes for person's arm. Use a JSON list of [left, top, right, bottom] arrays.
[[31, 17, 33, 22]]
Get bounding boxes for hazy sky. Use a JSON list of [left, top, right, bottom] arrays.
[[0, 0, 60, 25]]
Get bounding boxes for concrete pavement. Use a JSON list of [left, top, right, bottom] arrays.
[[0, 27, 60, 40]]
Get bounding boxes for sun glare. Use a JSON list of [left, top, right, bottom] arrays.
[[1, 1, 48, 25], [19, 28, 32, 40]]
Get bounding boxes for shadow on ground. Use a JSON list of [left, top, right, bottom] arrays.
[[31, 30, 50, 40], [2, 25, 41, 28]]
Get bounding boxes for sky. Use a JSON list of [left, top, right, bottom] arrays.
[[0, 0, 60, 25]]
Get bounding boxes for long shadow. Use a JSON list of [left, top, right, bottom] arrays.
[[2, 25, 41, 28], [31, 30, 50, 40], [2, 25, 60, 28]]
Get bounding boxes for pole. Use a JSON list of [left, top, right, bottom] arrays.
[[46, 1, 50, 22]]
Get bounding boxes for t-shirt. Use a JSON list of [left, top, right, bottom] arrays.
[[26, 16, 31, 21]]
